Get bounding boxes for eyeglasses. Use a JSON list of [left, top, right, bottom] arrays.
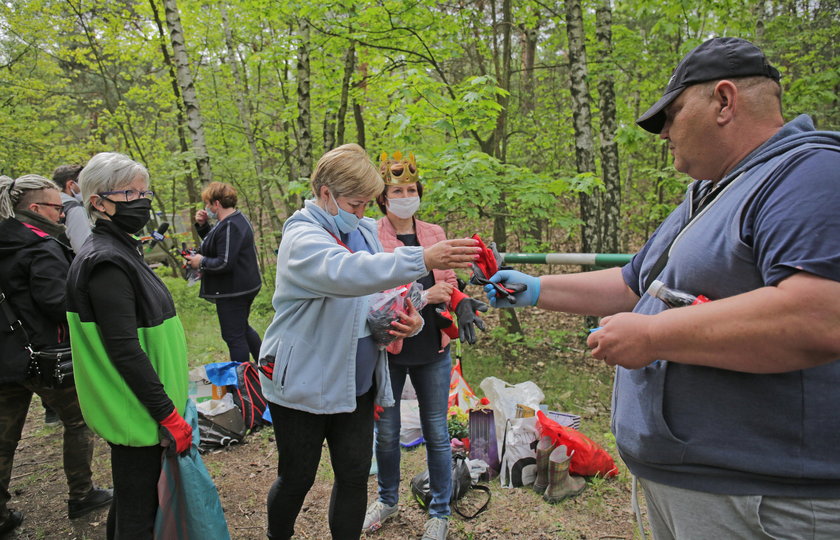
[[98, 189, 155, 202], [33, 202, 65, 212]]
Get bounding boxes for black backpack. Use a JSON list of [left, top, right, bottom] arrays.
[[229, 361, 268, 431]]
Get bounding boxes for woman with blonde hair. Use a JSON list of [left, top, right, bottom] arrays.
[[259, 144, 479, 539]]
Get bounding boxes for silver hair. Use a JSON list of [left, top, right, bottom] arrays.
[[78, 152, 149, 220], [0, 174, 60, 220]]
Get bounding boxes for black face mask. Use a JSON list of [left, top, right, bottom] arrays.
[[104, 197, 152, 234]]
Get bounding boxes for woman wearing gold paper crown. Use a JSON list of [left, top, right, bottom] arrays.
[[363, 151, 487, 540]]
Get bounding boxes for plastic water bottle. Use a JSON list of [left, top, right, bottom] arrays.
[[647, 280, 711, 308]]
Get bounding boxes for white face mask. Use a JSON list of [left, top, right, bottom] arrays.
[[387, 196, 420, 219]]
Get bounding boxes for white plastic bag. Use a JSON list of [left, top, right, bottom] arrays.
[[399, 399, 423, 447], [479, 376, 544, 453], [196, 393, 236, 417], [499, 417, 539, 488], [367, 283, 427, 348]]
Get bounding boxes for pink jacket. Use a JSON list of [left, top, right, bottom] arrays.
[[377, 216, 457, 351]]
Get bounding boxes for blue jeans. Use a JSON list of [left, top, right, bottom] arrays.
[[375, 353, 452, 518]]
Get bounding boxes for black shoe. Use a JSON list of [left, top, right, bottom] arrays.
[[44, 408, 60, 425], [68, 488, 113, 519], [0, 510, 23, 536]]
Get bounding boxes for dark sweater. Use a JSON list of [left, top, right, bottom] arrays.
[[195, 210, 261, 299]]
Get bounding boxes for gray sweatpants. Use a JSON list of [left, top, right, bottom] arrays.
[[641, 478, 840, 540]]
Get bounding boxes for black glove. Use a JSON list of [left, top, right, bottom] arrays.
[[454, 297, 489, 345]]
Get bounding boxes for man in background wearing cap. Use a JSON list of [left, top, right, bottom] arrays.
[[485, 37, 840, 537]]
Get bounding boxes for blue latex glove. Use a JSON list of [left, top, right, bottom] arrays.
[[485, 270, 541, 308]]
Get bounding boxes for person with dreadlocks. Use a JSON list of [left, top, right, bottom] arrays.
[[0, 174, 112, 537]]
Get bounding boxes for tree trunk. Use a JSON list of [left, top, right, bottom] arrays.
[[565, 0, 600, 253], [148, 0, 199, 211], [296, 18, 312, 179], [323, 111, 336, 152], [336, 40, 356, 147], [596, 0, 621, 253], [162, 0, 213, 184], [353, 100, 366, 149], [492, 0, 523, 338], [521, 20, 539, 114]]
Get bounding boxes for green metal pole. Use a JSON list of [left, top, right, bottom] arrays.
[[501, 253, 632, 268]]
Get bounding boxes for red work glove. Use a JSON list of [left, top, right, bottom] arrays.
[[435, 307, 460, 339], [258, 355, 275, 380], [159, 409, 193, 455], [374, 405, 385, 421]]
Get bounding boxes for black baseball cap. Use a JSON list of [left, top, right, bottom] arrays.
[[636, 37, 781, 134]]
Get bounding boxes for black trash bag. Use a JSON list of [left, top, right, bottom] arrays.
[[197, 407, 246, 452], [410, 453, 491, 519]]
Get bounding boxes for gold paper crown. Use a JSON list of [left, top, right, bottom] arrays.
[[379, 151, 419, 185]]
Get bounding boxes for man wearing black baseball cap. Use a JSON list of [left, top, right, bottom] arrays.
[[484, 37, 840, 537]]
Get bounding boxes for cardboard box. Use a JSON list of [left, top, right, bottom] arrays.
[[189, 367, 227, 403]]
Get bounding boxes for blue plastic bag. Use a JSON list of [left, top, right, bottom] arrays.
[[154, 399, 231, 540], [203, 361, 239, 386]]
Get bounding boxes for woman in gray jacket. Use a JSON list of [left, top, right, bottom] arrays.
[[259, 144, 478, 540]]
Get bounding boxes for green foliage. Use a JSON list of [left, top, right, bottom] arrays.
[[1, 0, 836, 251]]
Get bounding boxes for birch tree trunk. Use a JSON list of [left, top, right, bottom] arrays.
[[565, 0, 600, 253], [596, 0, 621, 253], [148, 0, 199, 211], [296, 18, 312, 179], [162, 0, 212, 184]]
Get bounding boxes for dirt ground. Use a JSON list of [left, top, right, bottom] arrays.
[[6, 307, 644, 539], [6, 401, 641, 540]]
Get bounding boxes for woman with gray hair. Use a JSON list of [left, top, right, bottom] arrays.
[[260, 143, 479, 539], [0, 174, 112, 537], [65, 152, 197, 539]]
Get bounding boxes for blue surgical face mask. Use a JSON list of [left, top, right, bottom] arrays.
[[329, 191, 360, 233], [205, 206, 218, 220]]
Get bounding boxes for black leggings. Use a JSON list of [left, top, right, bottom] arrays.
[[215, 291, 262, 364], [267, 391, 374, 540], [106, 444, 163, 540]]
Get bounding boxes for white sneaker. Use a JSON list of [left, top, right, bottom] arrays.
[[362, 500, 398, 533], [421, 517, 449, 540]]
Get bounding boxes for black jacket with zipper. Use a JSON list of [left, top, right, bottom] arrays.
[[195, 210, 261, 300], [0, 218, 72, 383]]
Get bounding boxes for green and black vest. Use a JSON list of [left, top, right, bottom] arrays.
[[66, 221, 188, 446]]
